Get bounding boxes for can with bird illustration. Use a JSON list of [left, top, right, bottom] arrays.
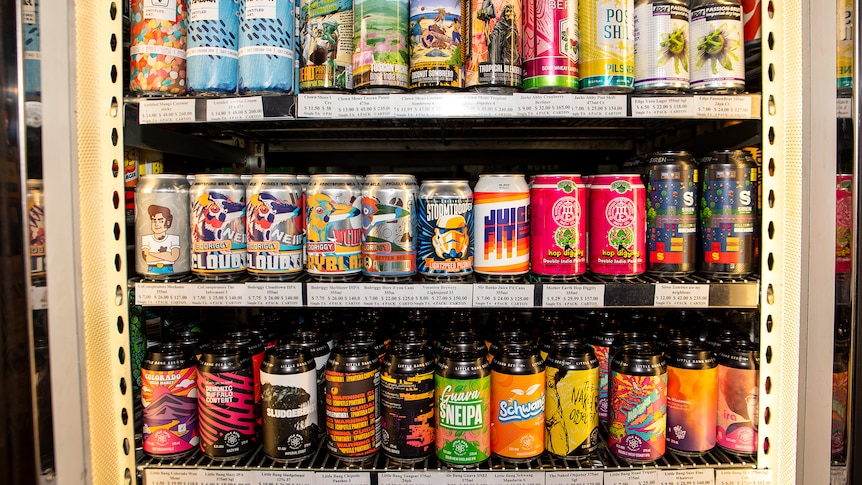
[[408, 0, 465, 90], [361, 174, 418, 280], [633, 0, 690, 92], [299, 0, 354, 91], [238, 0, 297, 94], [305, 174, 363, 280], [522, 0, 579, 92], [246, 175, 304, 280], [465, 0, 524, 91], [190, 174, 247, 280], [353, 0, 410, 92]]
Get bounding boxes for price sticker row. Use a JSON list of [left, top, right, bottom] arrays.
[[473, 284, 534, 308], [134, 282, 302, 307], [715, 469, 772, 485], [632, 95, 755, 119], [542, 284, 605, 307], [653, 283, 710, 307], [308, 283, 474, 307]]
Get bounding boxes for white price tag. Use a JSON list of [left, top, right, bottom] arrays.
[[297, 94, 337, 118], [314, 471, 371, 485], [25, 101, 42, 128], [253, 470, 315, 485], [461, 94, 517, 117], [696, 95, 754, 118], [473, 284, 534, 307], [837, 97, 852, 119], [516, 94, 573, 117], [412, 283, 473, 307], [139, 99, 197, 124], [144, 468, 203, 485], [715, 469, 772, 485], [545, 471, 603, 485], [605, 469, 660, 485], [571, 94, 628, 117], [244, 282, 303, 306], [490, 471, 544, 485], [542, 284, 605, 307], [134, 282, 193, 306], [361, 283, 416, 306], [631, 96, 696, 117], [831, 465, 848, 485], [443, 471, 491, 484], [306, 283, 364, 307], [658, 469, 714, 485], [653, 283, 710, 307], [331, 95, 365, 119], [377, 471, 442, 485], [186, 283, 246, 306], [352, 95, 393, 118], [31, 285, 48, 310], [206, 97, 265, 122], [201, 469, 255, 485], [392, 94, 449, 117]]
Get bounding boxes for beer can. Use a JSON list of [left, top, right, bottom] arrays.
[[141, 343, 199, 458], [544, 342, 599, 458], [417, 180, 474, 282], [698, 150, 757, 278], [689, 0, 745, 93], [260, 344, 319, 462], [608, 343, 667, 463], [353, 0, 410, 92], [135, 175, 192, 280], [836, 174, 852, 273], [436, 339, 491, 467], [833, 340, 850, 459], [579, 0, 635, 92], [285, 330, 331, 437], [490, 343, 546, 462], [716, 340, 758, 455], [633, 0, 690, 93], [838, 0, 853, 93], [538, 329, 582, 361], [588, 174, 646, 278], [381, 343, 437, 463], [186, 0, 239, 95], [305, 174, 362, 280], [298, 0, 354, 91], [26, 180, 46, 281], [238, 0, 296, 94], [222, 332, 267, 430], [190, 174, 247, 280], [530, 174, 587, 279], [408, 0, 464, 90], [645, 152, 697, 276], [246, 174, 304, 280], [129, 0, 188, 95], [362, 174, 419, 280], [665, 344, 717, 455], [474, 174, 530, 279], [588, 321, 619, 423], [197, 343, 256, 460], [325, 343, 381, 461], [465, 0, 524, 91], [522, 0, 579, 92]]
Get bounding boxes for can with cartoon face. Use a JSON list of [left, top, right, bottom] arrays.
[[190, 174, 247, 280], [245, 175, 304, 280], [417, 180, 474, 281], [305, 174, 363, 280], [135, 175, 192, 280]]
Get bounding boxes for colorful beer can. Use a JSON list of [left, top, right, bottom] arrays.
[[588, 174, 646, 277], [190, 174, 247, 279], [222, 332, 267, 430], [197, 343, 256, 460], [646, 152, 697, 275], [129, 0, 188, 95], [260, 344, 319, 462], [716, 340, 758, 455], [491, 344, 546, 462], [381, 343, 437, 463], [522, 0, 579, 92], [698, 150, 757, 278], [633, 0, 690, 92], [26, 180, 46, 281], [436, 339, 491, 467], [608, 343, 667, 463], [588, 321, 619, 423], [530, 174, 587, 279], [465, 0, 524, 91], [544, 342, 599, 458], [474, 174, 530, 279], [186, 0, 239, 95], [135, 175, 192, 280], [665, 344, 717, 455], [408, 0, 464, 90], [298, 0, 354, 91], [141, 344, 199, 458], [362, 174, 419, 280], [417, 180, 474, 281], [836, 174, 852, 274], [325, 343, 380, 461], [579, 0, 635, 92], [246, 174, 304, 280], [833, 341, 849, 459], [305, 174, 362, 280], [689, 0, 745, 93], [285, 330, 332, 437], [238, 0, 297, 94], [353, 0, 410, 92], [838, 0, 853, 93], [22, 0, 40, 97]]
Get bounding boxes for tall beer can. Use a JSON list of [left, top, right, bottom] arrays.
[[633, 0, 690, 92], [522, 0, 579, 92], [362, 174, 419, 280], [305, 174, 363, 280], [491, 343, 545, 462], [298, 0, 354, 91], [530, 174, 587, 279], [141, 343, 199, 458], [325, 343, 381, 461], [26, 180, 46, 281], [186, 0, 239, 95], [352, 0, 410, 92], [474, 174, 530, 279], [135, 175, 192, 280], [465, 0, 524, 91], [588, 174, 646, 278], [579, 0, 635, 92], [417, 180, 474, 281], [408, 0, 465, 90], [190, 174, 247, 280], [380, 343, 437, 463], [665, 344, 717, 455], [246, 174, 304, 280], [285, 330, 331, 437], [716, 340, 758, 455], [645, 152, 697, 275], [836, 174, 852, 273], [545, 342, 599, 458], [689, 0, 745, 93]]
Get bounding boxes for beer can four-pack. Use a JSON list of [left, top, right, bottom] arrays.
[[408, 0, 464, 90], [417, 180, 474, 281], [716, 340, 758, 454], [299, 0, 354, 91], [689, 0, 745, 92], [544, 342, 599, 458], [246, 174, 304, 280], [530, 174, 587, 278], [579, 0, 635, 92], [474, 174, 530, 278], [466, 0, 523, 91], [491, 344, 545, 462], [305, 174, 363, 279], [665, 344, 717, 454], [191, 174, 247, 279], [142, 344, 199, 457], [634, 0, 690, 92], [646, 152, 697, 275], [26, 179, 46, 281], [353, 0, 409, 92], [522, 0, 579, 92], [588, 174, 646, 277], [380, 343, 436, 462], [362, 174, 418, 279], [325, 343, 380, 460], [136, 175, 192, 280]]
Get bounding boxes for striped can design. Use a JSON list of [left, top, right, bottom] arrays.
[[186, 0, 240, 94], [579, 0, 635, 92], [239, 0, 297, 93], [473, 174, 530, 276]]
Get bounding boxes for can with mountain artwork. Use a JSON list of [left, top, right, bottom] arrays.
[[544, 342, 599, 458], [646, 152, 697, 275], [530, 175, 587, 279], [142, 344, 199, 458], [261, 345, 319, 462], [588, 174, 646, 277]]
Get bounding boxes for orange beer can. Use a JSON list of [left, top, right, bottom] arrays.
[[490, 343, 546, 462]]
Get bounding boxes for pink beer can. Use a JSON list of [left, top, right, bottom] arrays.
[[530, 175, 587, 278], [588, 174, 646, 277]]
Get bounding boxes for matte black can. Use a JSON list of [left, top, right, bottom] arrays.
[[285, 330, 331, 438], [261, 345, 319, 462], [325, 343, 380, 461], [381, 342, 436, 463]]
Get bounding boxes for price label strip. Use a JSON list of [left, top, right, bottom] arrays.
[[138, 99, 198, 124], [473, 284, 535, 307], [391, 94, 450, 117], [653, 283, 710, 307], [658, 469, 715, 485], [460, 94, 517, 117], [715, 469, 772, 485], [314, 472, 371, 485], [412, 283, 473, 307], [200, 469, 255, 484], [489, 471, 544, 485], [377, 471, 442, 485], [542, 284, 605, 307], [206, 97, 265, 122], [134, 282, 194, 306], [244, 282, 303, 306], [604, 469, 660, 485], [185, 283, 246, 306], [837, 97, 852, 119], [361, 283, 416, 306], [695, 95, 755, 119], [571, 94, 628, 117], [306, 283, 364, 307], [831, 465, 848, 485], [252, 470, 315, 485], [443, 471, 491, 484], [631, 96, 696, 117], [515, 94, 574, 117], [297, 94, 337, 118], [545, 471, 603, 485], [31, 285, 48, 310], [144, 468, 203, 485]]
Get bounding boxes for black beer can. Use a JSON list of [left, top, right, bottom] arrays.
[[645, 151, 698, 276], [141, 343, 199, 458], [347, 329, 388, 362], [285, 330, 331, 438], [261, 344, 319, 462], [197, 343, 256, 460], [588, 323, 621, 423], [381, 342, 436, 463], [538, 329, 583, 361], [222, 331, 266, 429], [325, 343, 381, 461]]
